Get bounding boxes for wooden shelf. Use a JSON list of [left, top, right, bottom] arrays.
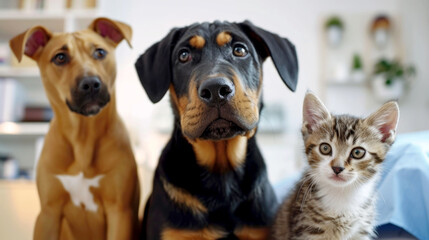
[[0, 66, 40, 78], [326, 79, 368, 86], [0, 122, 49, 136], [0, 9, 99, 20]]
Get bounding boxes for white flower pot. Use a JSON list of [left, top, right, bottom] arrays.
[[373, 28, 389, 48], [350, 70, 366, 83], [327, 26, 342, 47], [371, 75, 404, 101]]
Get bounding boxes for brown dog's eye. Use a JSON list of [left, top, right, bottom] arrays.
[[319, 143, 332, 155], [351, 147, 366, 159], [93, 48, 107, 60], [233, 44, 247, 57], [178, 49, 191, 63], [52, 53, 69, 66]]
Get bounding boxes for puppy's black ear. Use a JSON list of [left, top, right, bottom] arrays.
[[135, 28, 185, 103], [238, 20, 299, 92]]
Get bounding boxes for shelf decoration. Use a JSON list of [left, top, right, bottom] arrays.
[[372, 58, 415, 101], [325, 16, 344, 47], [371, 15, 391, 49], [350, 53, 365, 83]]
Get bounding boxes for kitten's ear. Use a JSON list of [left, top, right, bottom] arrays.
[[303, 92, 330, 133], [365, 101, 399, 144]]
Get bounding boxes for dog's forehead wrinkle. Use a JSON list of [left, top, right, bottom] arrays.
[[58, 45, 68, 51]]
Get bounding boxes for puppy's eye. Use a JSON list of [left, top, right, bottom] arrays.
[[233, 44, 247, 57], [93, 48, 107, 60], [178, 49, 191, 63], [351, 147, 366, 159], [319, 143, 332, 155], [52, 53, 69, 66]]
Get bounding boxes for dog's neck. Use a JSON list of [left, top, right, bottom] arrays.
[[174, 120, 253, 172], [49, 91, 119, 169]]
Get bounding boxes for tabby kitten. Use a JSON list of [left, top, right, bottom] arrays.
[[271, 92, 399, 240]]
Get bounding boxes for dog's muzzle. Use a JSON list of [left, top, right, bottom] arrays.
[[66, 76, 110, 116], [196, 77, 246, 140]]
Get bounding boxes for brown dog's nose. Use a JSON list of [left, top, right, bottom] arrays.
[[332, 166, 345, 175], [78, 76, 101, 95], [198, 78, 235, 106]]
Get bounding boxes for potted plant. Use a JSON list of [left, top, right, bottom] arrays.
[[372, 58, 415, 101], [350, 53, 365, 83], [325, 16, 344, 47], [371, 15, 391, 49]]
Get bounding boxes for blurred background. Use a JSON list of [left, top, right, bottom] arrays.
[[0, 0, 427, 239]]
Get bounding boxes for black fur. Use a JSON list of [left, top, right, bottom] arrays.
[[135, 20, 298, 240], [143, 125, 278, 239]]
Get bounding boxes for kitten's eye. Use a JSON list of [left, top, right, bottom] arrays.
[[179, 49, 191, 63], [93, 48, 107, 60], [52, 52, 69, 66], [351, 147, 366, 159], [233, 44, 248, 57], [319, 143, 332, 155]]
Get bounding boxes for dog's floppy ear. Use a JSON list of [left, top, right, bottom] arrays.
[[89, 17, 132, 48], [135, 28, 185, 103], [9, 26, 52, 62], [238, 20, 299, 92]]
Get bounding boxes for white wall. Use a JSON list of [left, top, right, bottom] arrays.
[[396, 0, 429, 133]]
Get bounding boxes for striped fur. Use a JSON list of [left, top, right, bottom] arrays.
[[271, 92, 399, 240]]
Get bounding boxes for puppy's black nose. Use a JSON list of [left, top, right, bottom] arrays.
[[332, 166, 345, 175], [198, 78, 235, 106], [78, 76, 101, 94]]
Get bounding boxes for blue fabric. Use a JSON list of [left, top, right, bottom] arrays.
[[274, 131, 429, 240]]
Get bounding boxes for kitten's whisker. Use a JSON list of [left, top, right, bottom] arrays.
[[301, 179, 316, 211], [296, 173, 313, 202]]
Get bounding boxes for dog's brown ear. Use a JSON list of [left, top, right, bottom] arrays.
[[90, 17, 132, 48], [135, 27, 186, 103], [238, 20, 299, 92], [9, 26, 52, 62]]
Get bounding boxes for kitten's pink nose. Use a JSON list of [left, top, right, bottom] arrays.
[[332, 166, 344, 175]]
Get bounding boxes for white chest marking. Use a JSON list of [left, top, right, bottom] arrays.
[[56, 172, 104, 212]]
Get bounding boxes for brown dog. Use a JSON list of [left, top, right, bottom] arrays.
[[10, 18, 140, 240]]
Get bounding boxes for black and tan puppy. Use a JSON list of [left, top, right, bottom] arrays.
[[135, 20, 298, 240]]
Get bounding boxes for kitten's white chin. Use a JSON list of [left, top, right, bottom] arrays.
[[326, 174, 355, 187], [316, 174, 377, 215]]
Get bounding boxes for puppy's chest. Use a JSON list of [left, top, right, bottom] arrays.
[[203, 174, 247, 206], [56, 172, 104, 212]]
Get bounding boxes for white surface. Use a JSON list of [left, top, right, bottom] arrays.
[[0, 122, 49, 136], [0, 67, 40, 78]]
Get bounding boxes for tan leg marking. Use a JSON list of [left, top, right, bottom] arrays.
[[162, 227, 227, 240], [234, 227, 270, 240]]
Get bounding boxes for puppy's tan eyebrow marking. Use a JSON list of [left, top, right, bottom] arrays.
[[216, 31, 232, 46], [189, 35, 206, 49]]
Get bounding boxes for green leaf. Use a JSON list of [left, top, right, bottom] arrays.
[[386, 78, 392, 85]]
